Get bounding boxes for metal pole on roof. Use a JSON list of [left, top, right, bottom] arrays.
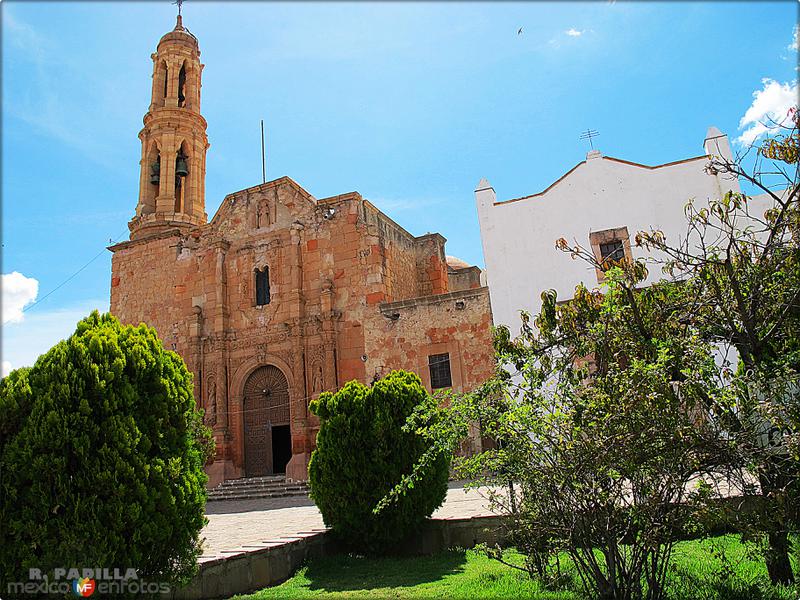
[[261, 119, 266, 184]]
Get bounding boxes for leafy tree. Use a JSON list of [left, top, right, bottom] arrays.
[[308, 371, 449, 553], [386, 268, 726, 600], [635, 108, 800, 584], [0, 312, 212, 594]]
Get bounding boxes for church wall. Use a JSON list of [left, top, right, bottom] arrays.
[[365, 287, 494, 393], [364, 287, 495, 453], [414, 235, 448, 297], [363, 205, 421, 302], [475, 130, 754, 337], [448, 266, 482, 292], [110, 233, 199, 353]]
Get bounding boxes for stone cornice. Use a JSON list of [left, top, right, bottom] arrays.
[[379, 286, 490, 314]]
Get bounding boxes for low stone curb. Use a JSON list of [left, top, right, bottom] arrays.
[[163, 515, 503, 599]]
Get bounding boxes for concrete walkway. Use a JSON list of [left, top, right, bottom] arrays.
[[202, 482, 495, 557]]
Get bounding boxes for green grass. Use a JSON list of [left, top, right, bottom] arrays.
[[232, 536, 800, 600], [667, 535, 799, 600]]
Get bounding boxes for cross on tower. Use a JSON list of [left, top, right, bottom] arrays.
[[580, 128, 600, 150], [173, 0, 183, 17]]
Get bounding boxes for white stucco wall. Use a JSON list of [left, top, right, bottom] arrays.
[[476, 128, 774, 334]]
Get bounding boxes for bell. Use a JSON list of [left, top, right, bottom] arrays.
[[149, 160, 160, 185], [175, 156, 189, 178]]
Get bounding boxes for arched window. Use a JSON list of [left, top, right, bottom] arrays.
[[255, 267, 270, 306]]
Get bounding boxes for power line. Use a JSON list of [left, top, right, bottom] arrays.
[[21, 230, 128, 314]]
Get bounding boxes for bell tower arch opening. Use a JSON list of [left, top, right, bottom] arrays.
[[242, 365, 292, 477], [178, 61, 187, 107], [140, 142, 160, 215], [159, 60, 168, 105], [174, 141, 190, 213]]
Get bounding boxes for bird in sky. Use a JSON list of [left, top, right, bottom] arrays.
[[517, 27, 523, 35]]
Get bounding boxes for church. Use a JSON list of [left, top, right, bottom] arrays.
[[109, 17, 495, 485]]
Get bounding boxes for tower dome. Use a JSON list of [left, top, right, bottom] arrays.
[[158, 16, 199, 49]]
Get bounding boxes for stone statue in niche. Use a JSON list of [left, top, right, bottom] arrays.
[[311, 362, 323, 393], [206, 380, 217, 425], [256, 197, 271, 228]]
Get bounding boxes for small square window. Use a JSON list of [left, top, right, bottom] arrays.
[[599, 240, 625, 269], [590, 227, 630, 282], [428, 353, 452, 389]]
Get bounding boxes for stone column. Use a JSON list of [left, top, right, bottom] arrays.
[[165, 58, 180, 108], [286, 224, 311, 481], [320, 280, 338, 393]]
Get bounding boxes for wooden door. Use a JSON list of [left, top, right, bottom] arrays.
[[243, 365, 290, 477]]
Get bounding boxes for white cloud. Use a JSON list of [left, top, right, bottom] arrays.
[[2, 272, 39, 324], [790, 25, 799, 51], [2, 361, 12, 377], [737, 79, 799, 146], [1, 299, 108, 372], [566, 28, 584, 37]]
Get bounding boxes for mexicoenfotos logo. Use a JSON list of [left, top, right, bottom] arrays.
[[5, 567, 170, 596], [73, 577, 96, 597]]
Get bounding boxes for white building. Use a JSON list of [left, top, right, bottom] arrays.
[[475, 127, 767, 333]]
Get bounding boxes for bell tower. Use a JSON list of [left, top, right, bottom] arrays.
[[129, 15, 209, 239]]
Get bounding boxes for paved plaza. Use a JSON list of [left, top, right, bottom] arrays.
[[202, 482, 497, 557]]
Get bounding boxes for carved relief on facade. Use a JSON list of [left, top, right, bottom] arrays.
[[306, 344, 326, 395], [217, 331, 290, 351], [301, 315, 323, 337], [206, 376, 218, 426]]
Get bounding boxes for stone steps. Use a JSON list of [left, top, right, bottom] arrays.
[[214, 483, 309, 493], [207, 475, 311, 502], [218, 475, 287, 486]]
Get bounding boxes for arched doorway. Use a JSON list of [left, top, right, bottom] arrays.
[[243, 365, 292, 477]]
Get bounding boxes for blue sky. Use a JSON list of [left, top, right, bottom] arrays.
[[2, 1, 797, 374]]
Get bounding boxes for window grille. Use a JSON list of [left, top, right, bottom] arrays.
[[599, 240, 625, 268], [428, 353, 452, 389]]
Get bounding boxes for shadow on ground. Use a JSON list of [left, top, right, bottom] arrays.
[[303, 550, 468, 593]]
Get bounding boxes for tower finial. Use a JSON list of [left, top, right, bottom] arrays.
[[173, 0, 184, 29]]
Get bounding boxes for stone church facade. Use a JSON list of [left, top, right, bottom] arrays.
[[109, 18, 495, 485]]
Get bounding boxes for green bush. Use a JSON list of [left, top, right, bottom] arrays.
[[308, 370, 449, 552], [0, 311, 211, 592]]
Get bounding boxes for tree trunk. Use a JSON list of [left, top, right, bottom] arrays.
[[766, 528, 795, 585], [759, 468, 796, 585]]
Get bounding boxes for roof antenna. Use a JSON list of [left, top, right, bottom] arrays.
[[580, 128, 600, 150]]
